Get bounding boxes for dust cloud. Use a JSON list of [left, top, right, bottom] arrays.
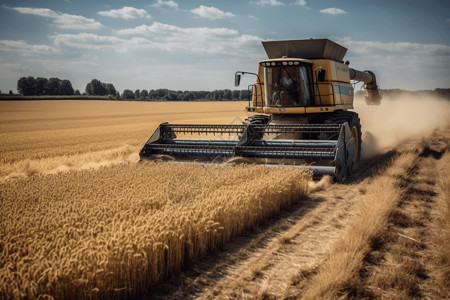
[[353, 94, 450, 158]]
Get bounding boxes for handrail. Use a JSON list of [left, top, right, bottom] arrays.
[[249, 83, 264, 107], [314, 82, 336, 106]]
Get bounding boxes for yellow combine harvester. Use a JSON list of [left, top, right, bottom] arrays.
[[140, 39, 381, 180]]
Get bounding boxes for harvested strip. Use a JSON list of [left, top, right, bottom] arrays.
[[298, 153, 412, 299]]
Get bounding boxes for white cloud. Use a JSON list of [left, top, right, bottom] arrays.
[[53, 33, 130, 52], [253, 0, 285, 6], [12, 7, 102, 30], [190, 5, 235, 19], [0, 39, 58, 54], [295, 0, 306, 6], [336, 37, 450, 89], [337, 37, 450, 58], [56, 22, 261, 56], [117, 22, 238, 40], [98, 6, 151, 20], [320, 8, 346, 15], [152, 0, 179, 9]]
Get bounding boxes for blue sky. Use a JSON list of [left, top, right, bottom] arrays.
[[0, 0, 449, 93]]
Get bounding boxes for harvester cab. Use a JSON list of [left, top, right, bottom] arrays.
[[140, 39, 381, 181]]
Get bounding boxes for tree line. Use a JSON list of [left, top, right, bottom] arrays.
[[14, 77, 450, 102], [121, 88, 250, 101], [15, 77, 250, 101], [17, 77, 76, 96]]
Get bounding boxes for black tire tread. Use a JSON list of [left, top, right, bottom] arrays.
[[321, 111, 362, 162], [241, 114, 270, 139]]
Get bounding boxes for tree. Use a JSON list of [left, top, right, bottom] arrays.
[[9, 90, 13, 95], [46, 78, 61, 95], [140, 89, 148, 99], [210, 90, 223, 101], [232, 90, 240, 100], [164, 92, 179, 101], [122, 89, 135, 99], [85, 83, 92, 95], [17, 76, 37, 95], [154, 89, 169, 99], [223, 89, 232, 100], [74, 89, 81, 95], [105, 83, 116, 96], [181, 92, 194, 101], [59, 79, 74, 95], [86, 79, 107, 95], [134, 89, 140, 99], [35, 77, 48, 95], [239, 89, 249, 100]]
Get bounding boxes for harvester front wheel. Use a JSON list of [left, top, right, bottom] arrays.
[[243, 115, 270, 126], [319, 111, 362, 170], [242, 115, 270, 139]]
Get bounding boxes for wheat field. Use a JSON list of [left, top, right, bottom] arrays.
[[0, 101, 311, 299], [0, 100, 249, 180]]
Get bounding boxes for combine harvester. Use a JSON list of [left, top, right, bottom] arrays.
[[140, 39, 381, 181]]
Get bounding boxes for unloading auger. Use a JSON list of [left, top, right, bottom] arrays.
[[140, 39, 381, 181]]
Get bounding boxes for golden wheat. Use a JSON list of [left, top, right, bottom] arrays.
[[0, 100, 311, 298], [0, 100, 247, 166], [0, 160, 310, 299], [439, 152, 450, 288]]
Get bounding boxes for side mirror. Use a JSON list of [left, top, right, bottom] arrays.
[[317, 69, 326, 82], [235, 73, 241, 87]]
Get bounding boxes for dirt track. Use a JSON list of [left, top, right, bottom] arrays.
[[148, 128, 449, 299]]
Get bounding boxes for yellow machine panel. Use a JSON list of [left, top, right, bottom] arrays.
[[314, 82, 335, 106], [334, 82, 354, 105], [312, 60, 351, 83]]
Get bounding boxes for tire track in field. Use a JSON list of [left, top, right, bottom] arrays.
[[146, 143, 405, 299], [346, 135, 449, 299], [147, 129, 449, 299], [190, 145, 404, 299], [147, 179, 367, 299], [209, 187, 363, 299]]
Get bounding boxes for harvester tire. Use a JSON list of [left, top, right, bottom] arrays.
[[320, 111, 362, 168], [243, 115, 270, 126], [242, 115, 270, 139], [349, 114, 362, 163]]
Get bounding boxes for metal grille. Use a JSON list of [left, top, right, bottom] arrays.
[[160, 123, 342, 136], [146, 143, 335, 160], [141, 123, 343, 162], [251, 124, 341, 134], [161, 124, 245, 135]]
